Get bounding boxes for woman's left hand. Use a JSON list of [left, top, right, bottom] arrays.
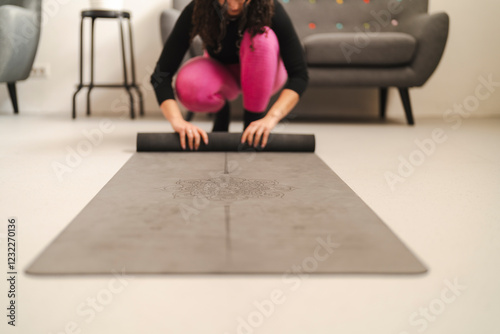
[[241, 115, 280, 148]]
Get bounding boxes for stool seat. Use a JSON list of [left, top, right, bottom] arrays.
[[82, 10, 130, 19]]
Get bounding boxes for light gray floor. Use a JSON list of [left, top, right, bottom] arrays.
[[1, 112, 499, 333]]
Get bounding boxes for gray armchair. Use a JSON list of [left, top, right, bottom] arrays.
[[0, 0, 42, 114], [283, 0, 449, 124]]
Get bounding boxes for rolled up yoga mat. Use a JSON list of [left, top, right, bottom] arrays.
[[27, 133, 426, 275], [137, 132, 316, 152]]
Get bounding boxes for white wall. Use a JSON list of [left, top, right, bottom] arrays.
[[413, 0, 500, 118], [1, 0, 499, 119]]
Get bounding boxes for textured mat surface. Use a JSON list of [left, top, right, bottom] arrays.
[[27, 134, 426, 275]]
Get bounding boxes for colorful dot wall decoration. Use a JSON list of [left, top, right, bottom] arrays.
[[287, 0, 406, 31]]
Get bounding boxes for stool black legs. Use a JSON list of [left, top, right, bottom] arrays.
[[87, 17, 96, 117], [118, 15, 135, 119], [72, 16, 85, 119], [72, 10, 143, 119], [127, 18, 144, 117]]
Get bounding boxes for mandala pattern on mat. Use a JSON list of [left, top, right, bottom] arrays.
[[164, 176, 295, 202]]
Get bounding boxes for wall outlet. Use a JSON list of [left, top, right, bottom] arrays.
[[30, 64, 50, 78]]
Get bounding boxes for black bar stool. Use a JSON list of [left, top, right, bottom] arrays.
[[72, 10, 144, 119]]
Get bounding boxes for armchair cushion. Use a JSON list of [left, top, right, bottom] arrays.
[[304, 32, 417, 66]]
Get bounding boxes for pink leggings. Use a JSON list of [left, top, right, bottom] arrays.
[[175, 27, 287, 113]]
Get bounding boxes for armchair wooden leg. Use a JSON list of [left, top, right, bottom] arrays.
[[398, 87, 415, 125], [380, 87, 388, 120], [7, 82, 19, 114]]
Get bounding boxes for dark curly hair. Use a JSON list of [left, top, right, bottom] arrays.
[[191, 0, 274, 53]]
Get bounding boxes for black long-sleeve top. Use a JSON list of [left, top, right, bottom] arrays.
[[150, 0, 309, 106]]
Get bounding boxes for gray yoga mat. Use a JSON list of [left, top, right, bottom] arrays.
[[27, 133, 426, 275]]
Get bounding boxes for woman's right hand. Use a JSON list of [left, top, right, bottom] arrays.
[[171, 118, 209, 151], [160, 99, 209, 151]]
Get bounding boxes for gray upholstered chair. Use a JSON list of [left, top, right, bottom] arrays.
[[159, 0, 199, 121], [159, 0, 449, 125], [0, 0, 42, 114], [160, 0, 202, 58], [283, 0, 449, 125]]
